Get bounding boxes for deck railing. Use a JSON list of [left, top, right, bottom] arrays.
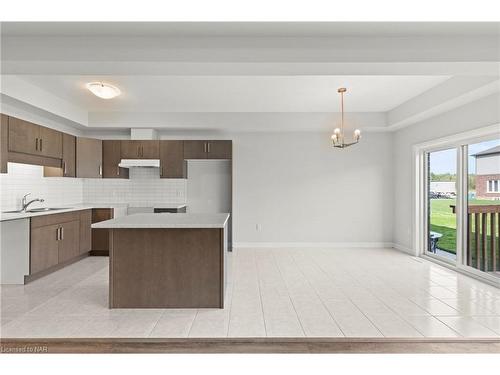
[[451, 204, 500, 272]]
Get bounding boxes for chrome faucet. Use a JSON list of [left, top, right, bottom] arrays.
[[21, 193, 45, 212]]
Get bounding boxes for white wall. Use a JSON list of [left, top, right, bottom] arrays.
[[231, 131, 393, 246], [392, 93, 500, 253]]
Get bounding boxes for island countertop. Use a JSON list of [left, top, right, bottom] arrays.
[[91, 212, 230, 229]]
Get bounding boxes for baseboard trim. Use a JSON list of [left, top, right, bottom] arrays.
[[233, 242, 393, 249], [391, 243, 417, 256]]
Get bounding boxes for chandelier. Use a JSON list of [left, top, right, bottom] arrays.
[[331, 88, 361, 148]]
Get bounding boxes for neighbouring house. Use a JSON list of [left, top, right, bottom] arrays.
[[430, 181, 456, 194], [473, 145, 500, 199]]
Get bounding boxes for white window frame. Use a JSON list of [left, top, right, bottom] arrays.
[[413, 124, 500, 286], [486, 179, 500, 193]]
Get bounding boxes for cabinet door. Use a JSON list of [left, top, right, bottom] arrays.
[[8, 116, 40, 155], [92, 208, 113, 254], [160, 140, 185, 178], [183, 140, 207, 159], [206, 140, 232, 159], [58, 220, 80, 263], [39, 126, 62, 159], [139, 140, 159, 159], [102, 140, 128, 178], [76, 137, 102, 178], [30, 224, 59, 274], [79, 210, 92, 254], [120, 140, 142, 159], [61, 133, 76, 177], [0, 114, 7, 173]]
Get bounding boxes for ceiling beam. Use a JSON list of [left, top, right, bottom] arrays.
[[386, 76, 500, 130], [2, 35, 499, 75]]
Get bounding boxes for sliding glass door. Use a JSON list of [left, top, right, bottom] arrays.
[[426, 148, 458, 262], [465, 140, 500, 276], [422, 136, 500, 280]]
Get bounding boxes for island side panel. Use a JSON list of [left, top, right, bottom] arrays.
[[110, 228, 223, 308]]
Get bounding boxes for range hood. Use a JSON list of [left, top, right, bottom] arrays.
[[118, 159, 160, 168], [118, 128, 160, 168]]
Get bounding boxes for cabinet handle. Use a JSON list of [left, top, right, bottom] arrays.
[[40, 139, 42, 152], [35, 138, 39, 151], [116, 166, 120, 176], [99, 164, 102, 176], [63, 161, 67, 175], [207, 142, 211, 153], [56, 227, 59, 241], [204, 142, 207, 153], [60, 227, 64, 240]]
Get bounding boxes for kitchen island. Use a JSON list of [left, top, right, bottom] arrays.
[[92, 213, 230, 309]]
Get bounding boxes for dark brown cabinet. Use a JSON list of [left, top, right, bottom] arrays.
[[102, 140, 129, 179], [91, 208, 114, 255], [206, 140, 232, 159], [29, 210, 91, 276], [76, 137, 102, 178], [121, 140, 159, 159], [8, 117, 41, 155], [0, 114, 7, 173], [30, 224, 60, 274], [58, 220, 80, 263], [183, 140, 232, 160], [61, 133, 76, 177], [8, 116, 62, 159], [159, 140, 186, 178], [183, 140, 208, 159], [79, 210, 92, 254], [39, 126, 63, 159]]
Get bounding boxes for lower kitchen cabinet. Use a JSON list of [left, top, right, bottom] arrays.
[[57, 220, 80, 263], [29, 210, 92, 277], [30, 224, 60, 274], [79, 209, 92, 254], [91, 208, 114, 255]]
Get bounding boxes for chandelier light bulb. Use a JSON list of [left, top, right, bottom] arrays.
[[354, 129, 361, 139], [334, 128, 341, 135]]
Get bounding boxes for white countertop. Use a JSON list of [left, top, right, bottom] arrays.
[[0, 202, 186, 222], [91, 213, 230, 229]]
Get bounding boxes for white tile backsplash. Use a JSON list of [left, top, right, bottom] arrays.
[[1, 163, 186, 211], [0, 163, 83, 211]]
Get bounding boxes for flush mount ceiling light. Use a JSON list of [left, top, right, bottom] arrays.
[[331, 88, 361, 149], [86, 82, 121, 99]]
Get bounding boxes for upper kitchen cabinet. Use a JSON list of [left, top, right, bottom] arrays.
[[0, 114, 7, 173], [44, 133, 76, 177], [120, 140, 159, 159], [159, 140, 186, 178], [183, 140, 232, 160], [206, 140, 232, 160], [102, 140, 129, 179], [76, 137, 102, 178], [61, 133, 76, 177], [8, 116, 62, 159]]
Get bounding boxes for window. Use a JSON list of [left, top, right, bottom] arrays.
[[487, 180, 500, 193]]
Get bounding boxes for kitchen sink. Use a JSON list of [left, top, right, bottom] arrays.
[[27, 207, 72, 212]]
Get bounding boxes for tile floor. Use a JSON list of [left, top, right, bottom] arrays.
[[1, 247, 500, 338]]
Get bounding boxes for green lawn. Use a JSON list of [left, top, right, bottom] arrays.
[[429, 198, 499, 254]]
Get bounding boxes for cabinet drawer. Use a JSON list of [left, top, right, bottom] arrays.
[[31, 211, 82, 229]]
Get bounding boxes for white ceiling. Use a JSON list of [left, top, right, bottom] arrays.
[[19, 75, 450, 113]]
